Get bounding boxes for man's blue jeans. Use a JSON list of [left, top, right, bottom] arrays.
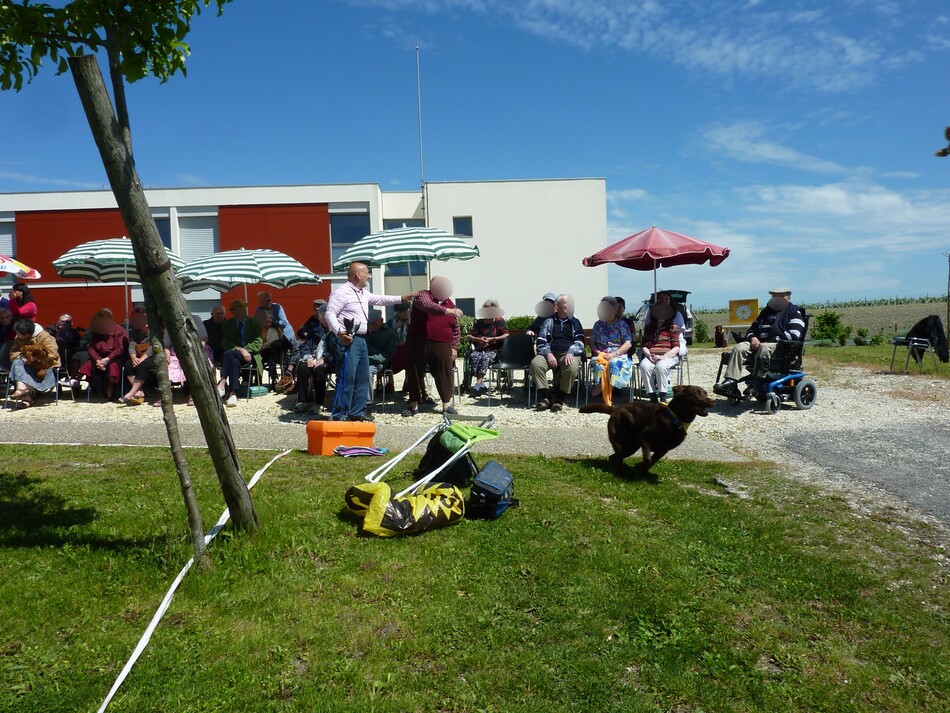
[[332, 335, 369, 420]]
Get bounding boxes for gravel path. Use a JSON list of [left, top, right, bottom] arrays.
[[3, 349, 948, 536]]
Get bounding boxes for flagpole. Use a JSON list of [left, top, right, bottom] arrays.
[[416, 46, 427, 227]]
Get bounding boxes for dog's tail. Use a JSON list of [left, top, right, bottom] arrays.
[[578, 404, 615, 415]]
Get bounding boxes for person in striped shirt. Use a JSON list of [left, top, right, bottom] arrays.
[[715, 287, 806, 395]]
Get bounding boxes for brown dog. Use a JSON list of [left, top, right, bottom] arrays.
[[580, 385, 715, 476]]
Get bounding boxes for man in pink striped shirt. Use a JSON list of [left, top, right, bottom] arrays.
[[325, 262, 414, 421]]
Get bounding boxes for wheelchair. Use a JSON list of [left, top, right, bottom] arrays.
[[714, 314, 817, 415]]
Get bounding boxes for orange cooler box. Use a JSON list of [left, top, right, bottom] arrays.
[[307, 420, 376, 456]]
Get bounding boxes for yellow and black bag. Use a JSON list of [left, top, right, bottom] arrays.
[[344, 481, 465, 537]]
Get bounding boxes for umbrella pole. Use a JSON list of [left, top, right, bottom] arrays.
[[124, 263, 130, 327], [653, 259, 658, 299]]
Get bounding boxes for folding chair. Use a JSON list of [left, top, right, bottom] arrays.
[[486, 333, 535, 406], [890, 337, 939, 373], [364, 413, 497, 497]]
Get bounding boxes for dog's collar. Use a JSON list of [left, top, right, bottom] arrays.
[[660, 402, 688, 433]]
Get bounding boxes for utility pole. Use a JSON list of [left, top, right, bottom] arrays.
[[416, 46, 426, 225]]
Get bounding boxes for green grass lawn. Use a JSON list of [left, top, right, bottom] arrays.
[[806, 343, 950, 379], [2, 446, 948, 712]]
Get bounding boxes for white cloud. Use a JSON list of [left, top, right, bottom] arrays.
[[175, 173, 210, 187], [742, 181, 950, 254], [704, 122, 847, 174], [347, 0, 925, 92], [0, 170, 102, 190], [607, 188, 650, 202]]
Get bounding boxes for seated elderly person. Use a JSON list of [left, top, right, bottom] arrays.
[[530, 294, 585, 412], [297, 298, 327, 341], [203, 304, 226, 365], [638, 291, 686, 403], [46, 313, 82, 365], [527, 292, 556, 337], [386, 302, 411, 387], [120, 307, 154, 406], [615, 296, 636, 341], [162, 313, 214, 407], [293, 304, 337, 415], [74, 308, 128, 400], [6, 318, 61, 408], [467, 299, 509, 396], [714, 287, 806, 397], [365, 308, 397, 403], [255, 308, 284, 384], [0, 308, 14, 367], [589, 296, 633, 405], [256, 307, 297, 393], [217, 299, 263, 408]]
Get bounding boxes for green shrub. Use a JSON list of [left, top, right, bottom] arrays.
[[812, 311, 845, 342], [458, 315, 474, 354], [853, 327, 869, 347], [505, 315, 534, 331], [693, 319, 709, 343], [838, 325, 852, 346]]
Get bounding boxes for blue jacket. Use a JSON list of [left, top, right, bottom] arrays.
[[536, 316, 585, 357]]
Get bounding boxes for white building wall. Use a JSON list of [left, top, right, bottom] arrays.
[[421, 178, 608, 327]]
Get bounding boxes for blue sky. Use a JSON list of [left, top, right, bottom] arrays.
[[2, 0, 949, 308]]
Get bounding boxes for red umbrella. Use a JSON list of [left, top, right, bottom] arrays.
[[582, 225, 729, 295]]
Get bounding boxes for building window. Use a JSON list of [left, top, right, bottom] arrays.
[[453, 216, 473, 237], [384, 262, 427, 278], [154, 217, 171, 249], [0, 217, 13, 257], [455, 297, 475, 318], [383, 218, 425, 230], [383, 218, 427, 277], [178, 215, 218, 262], [330, 213, 370, 270], [0, 216, 13, 286]]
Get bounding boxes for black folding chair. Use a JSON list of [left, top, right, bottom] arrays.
[[486, 333, 535, 406]]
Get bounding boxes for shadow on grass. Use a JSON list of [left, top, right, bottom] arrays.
[[0, 470, 149, 550], [567, 457, 660, 484]]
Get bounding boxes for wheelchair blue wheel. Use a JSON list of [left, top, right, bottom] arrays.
[[794, 379, 817, 410], [765, 393, 781, 415]]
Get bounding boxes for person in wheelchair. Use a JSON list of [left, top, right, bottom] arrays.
[[714, 287, 805, 398]]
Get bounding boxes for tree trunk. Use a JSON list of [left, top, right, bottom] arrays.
[[68, 54, 258, 533], [142, 286, 208, 566]]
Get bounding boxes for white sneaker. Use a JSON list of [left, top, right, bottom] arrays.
[[217, 381, 226, 397], [226, 394, 238, 408]]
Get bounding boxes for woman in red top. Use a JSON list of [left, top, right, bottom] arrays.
[[77, 308, 129, 400], [402, 276, 463, 417], [8, 283, 38, 321]]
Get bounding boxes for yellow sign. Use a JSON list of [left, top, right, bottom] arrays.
[[728, 299, 759, 325]]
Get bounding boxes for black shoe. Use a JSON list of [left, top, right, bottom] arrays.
[[713, 380, 740, 397], [347, 414, 373, 422], [401, 407, 417, 418]]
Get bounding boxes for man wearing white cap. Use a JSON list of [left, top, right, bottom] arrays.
[[714, 287, 805, 397]]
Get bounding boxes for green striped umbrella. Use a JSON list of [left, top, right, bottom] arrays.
[[178, 248, 321, 298], [53, 236, 185, 282], [53, 237, 186, 317], [331, 226, 480, 273]]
